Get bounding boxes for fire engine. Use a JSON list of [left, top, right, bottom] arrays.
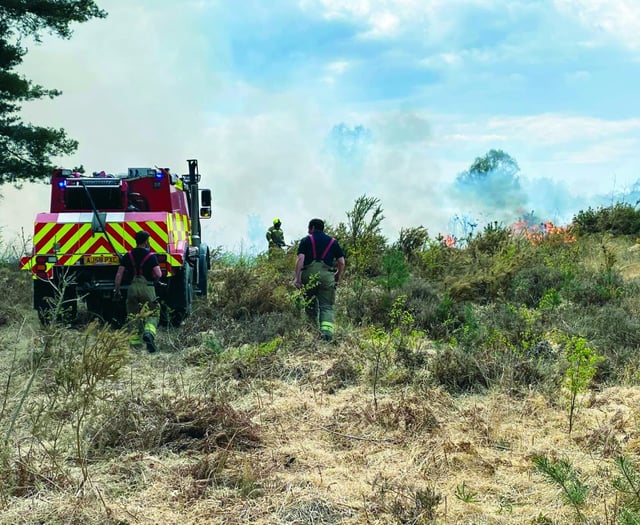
[[19, 159, 212, 326]]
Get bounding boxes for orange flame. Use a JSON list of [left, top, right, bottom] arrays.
[[511, 220, 575, 245], [444, 234, 456, 247]]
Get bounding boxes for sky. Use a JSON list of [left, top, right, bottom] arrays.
[[2, 0, 640, 254]]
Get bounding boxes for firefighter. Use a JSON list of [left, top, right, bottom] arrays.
[[266, 218, 286, 255], [113, 230, 162, 352], [294, 218, 345, 341]]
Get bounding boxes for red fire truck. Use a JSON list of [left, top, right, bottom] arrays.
[[20, 159, 212, 326]]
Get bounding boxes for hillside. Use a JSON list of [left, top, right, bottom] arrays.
[[4, 215, 640, 524]]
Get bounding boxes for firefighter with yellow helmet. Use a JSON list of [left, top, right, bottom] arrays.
[[266, 217, 286, 255]]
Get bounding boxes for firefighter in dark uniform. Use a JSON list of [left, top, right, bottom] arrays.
[[294, 218, 345, 341], [114, 230, 162, 352], [266, 218, 286, 256]]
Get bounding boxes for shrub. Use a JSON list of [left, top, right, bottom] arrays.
[[415, 239, 457, 281], [0, 263, 33, 325], [572, 203, 640, 236], [336, 194, 387, 277], [394, 225, 430, 263], [211, 261, 295, 318], [465, 221, 512, 257], [377, 248, 410, 292], [565, 269, 625, 306], [428, 345, 489, 393], [400, 277, 441, 331], [508, 263, 565, 307], [340, 278, 393, 326]]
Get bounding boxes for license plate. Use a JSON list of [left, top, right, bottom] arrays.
[[84, 254, 120, 265]]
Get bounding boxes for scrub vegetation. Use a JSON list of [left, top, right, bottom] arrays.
[[4, 199, 640, 524]]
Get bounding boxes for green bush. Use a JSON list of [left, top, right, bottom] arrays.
[[508, 263, 565, 307], [211, 261, 295, 318], [564, 269, 625, 306], [465, 221, 512, 257], [572, 203, 640, 236]]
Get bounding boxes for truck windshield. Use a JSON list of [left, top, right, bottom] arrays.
[[64, 186, 124, 211]]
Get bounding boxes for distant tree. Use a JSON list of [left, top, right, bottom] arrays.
[[455, 149, 526, 210], [0, 1, 106, 185], [465, 149, 519, 179]]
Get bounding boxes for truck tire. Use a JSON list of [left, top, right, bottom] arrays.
[[160, 263, 192, 327]]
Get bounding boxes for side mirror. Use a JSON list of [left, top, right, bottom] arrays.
[[200, 189, 212, 219]]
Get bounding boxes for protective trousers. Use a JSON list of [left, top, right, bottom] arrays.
[[301, 260, 336, 341], [126, 276, 158, 345]]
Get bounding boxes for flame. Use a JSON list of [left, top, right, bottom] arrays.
[[439, 214, 575, 249], [444, 234, 456, 247], [510, 220, 575, 245]]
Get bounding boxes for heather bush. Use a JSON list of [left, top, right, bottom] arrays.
[[564, 268, 625, 306], [572, 202, 640, 236], [211, 259, 296, 319], [339, 278, 391, 326], [415, 238, 458, 281], [465, 221, 512, 257], [508, 263, 566, 307], [428, 340, 562, 395]]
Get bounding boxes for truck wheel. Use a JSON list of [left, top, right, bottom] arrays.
[[160, 264, 192, 327]]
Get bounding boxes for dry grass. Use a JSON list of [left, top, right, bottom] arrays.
[[6, 243, 640, 524], [4, 325, 640, 524]]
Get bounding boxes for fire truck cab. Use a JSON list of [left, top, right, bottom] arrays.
[[20, 159, 212, 327]]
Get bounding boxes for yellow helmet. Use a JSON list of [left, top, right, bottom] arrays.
[[273, 218, 281, 225]]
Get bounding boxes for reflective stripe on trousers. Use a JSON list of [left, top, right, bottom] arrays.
[[127, 276, 158, 343]]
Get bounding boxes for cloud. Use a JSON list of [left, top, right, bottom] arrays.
[[554, 0, 640, 50]]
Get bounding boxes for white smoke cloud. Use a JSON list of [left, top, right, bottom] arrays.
[[2, 0, 639, 257]]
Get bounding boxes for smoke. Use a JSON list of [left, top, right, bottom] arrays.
[[1, 1, 638, 255]]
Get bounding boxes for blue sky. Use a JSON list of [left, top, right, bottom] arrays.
[[2, 0, 640, 253]]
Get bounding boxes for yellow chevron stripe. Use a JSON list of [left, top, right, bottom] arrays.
[[166, 254, 182, 267], [121, 228, 137, 247], [77, 234, 107, 255], [66, 253, 84, 266], [38, 223, 73, 254], [111, 223, 134, 248], [58, 224, 89, 254], [23, 256, 36, 271], [147, 220, 168, 243], [34, 222, 56, 246]]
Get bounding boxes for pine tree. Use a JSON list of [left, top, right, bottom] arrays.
[[0, 1, 106, 184]]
